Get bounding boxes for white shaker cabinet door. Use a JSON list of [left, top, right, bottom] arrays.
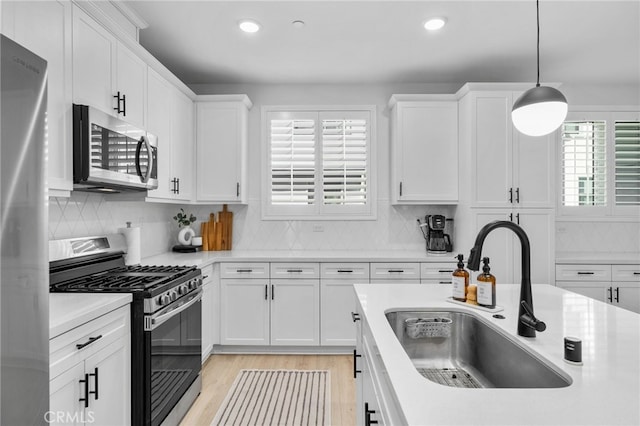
[[49, 362, 86, 426], [270, 279, 320, 346], [220, 279, 270, 345], [320, 280, 357, 346], [115, 42, 146, 128], [72, 6, 116, 115], [84, 336, 131, 426], [146, 68, 174, 199]]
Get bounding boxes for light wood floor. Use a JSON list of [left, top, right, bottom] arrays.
[[180, 354, 356, 426]]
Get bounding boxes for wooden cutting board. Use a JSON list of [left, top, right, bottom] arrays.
[[219, 204, 233, 250]]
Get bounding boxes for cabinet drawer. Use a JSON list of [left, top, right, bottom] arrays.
[[220, 262, 269, 279], [421, 279, 453, 285], [201, 264, 214, 281], [370, 263, 420, 280], [420, 262, 456, 280], [271, 262, 320, 279], [555, 264, 611, 282], [321, 263, 369, 280], [50, 305, 130, 379], [612, 264, 640, 282]]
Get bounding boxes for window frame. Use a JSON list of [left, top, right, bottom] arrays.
[[557, 108, 640, 219], [261, 105, 377, 220]]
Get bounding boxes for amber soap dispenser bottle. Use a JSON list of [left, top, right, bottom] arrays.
[[477, 257, 496, 308], [452, 254, 469, 302]]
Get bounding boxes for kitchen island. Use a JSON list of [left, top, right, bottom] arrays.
[[354, 283, 640, 425]]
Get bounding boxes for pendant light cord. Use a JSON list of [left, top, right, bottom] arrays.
[[536, 0, 540, 87]]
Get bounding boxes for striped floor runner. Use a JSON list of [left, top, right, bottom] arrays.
[[211, 369, 331, 426]]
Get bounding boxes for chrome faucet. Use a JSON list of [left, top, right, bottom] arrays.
[[467, 220, 546, 338]]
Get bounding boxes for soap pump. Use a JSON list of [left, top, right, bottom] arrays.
[[477, 257, 496, 308], [452, 254, 469, 302]]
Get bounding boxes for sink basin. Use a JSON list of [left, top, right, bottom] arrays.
[[385, 309, 572, 389]]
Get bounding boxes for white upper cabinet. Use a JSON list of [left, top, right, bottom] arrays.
[[2, 0, 73, 195], [389, 95, 458, 205], [72, 6, 146, 128], [146, 70, 194, 202], [458, 86, 555, 208], [195, 95, 252, 204]]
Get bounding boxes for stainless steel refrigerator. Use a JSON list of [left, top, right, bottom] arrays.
[[1, 34, 49, 424]]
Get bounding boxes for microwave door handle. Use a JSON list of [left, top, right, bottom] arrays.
[[147, 291, 202, 331], [135, 136, 153, 183]]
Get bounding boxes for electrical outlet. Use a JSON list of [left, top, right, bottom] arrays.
[[312, 224, 324, 232]]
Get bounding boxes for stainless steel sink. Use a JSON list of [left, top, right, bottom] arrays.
[[385, 310, 572, 389]]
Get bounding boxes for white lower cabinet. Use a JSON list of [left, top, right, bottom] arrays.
[[49, 305, 130, 426], [320, 263, 369, 346], [220, 262, 320, 346], [201, 264, 214, 363], [270, 279, 320, 346], [556, 264, 640, 313]]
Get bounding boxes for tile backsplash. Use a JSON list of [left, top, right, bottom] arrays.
[[49, 193, 455, 256], [556, 221, 640, 253]]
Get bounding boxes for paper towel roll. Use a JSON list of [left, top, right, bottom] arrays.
[[118, 222, 141, 265]]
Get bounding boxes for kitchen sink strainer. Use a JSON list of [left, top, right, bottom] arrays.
[[404, 317, 452, 339]]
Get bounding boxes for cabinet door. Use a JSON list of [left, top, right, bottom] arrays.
[[220, 279, 270, 345], [6, 0, 73, 193], [72, 6, 115, 114], [557, 282, 608, 302], [270, 279, 320, 346], [115, 42, 146, 128], [146, 68, 174, 199], [84, 335, 130, 426], [196, 102, 247, 202], [613, 285, 640, 313], [392, 102, 458, 203], [201, 277, 214, 362], [513, 210, 554, 284], [171, 89, 194, 200], [49, 362, 86, 426], [513, 130, 555, 208], [471, 93, 513, 207], [320, 280, 357, 346], [472, 210, 514, 283]]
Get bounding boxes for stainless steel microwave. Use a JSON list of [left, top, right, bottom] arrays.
[[73, 104, 158, 192]]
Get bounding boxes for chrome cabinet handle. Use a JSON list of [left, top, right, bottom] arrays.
[[607, 287, 613, 302], [338, 269, 353, 273], [438, 270, 454, 273], [614, 287, 620, 303], [351, 312, 361, 322], [286, 269, 303, 273], [388, 269, 404, 273], [577, 272, 594, 275], [236, 269, 253, 273]]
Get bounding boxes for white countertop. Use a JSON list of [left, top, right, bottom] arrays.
[[142, 249, 457, 267], [556, 251, 640, 264], [50, 293, 132, 339], [354, 283, 640, 425]]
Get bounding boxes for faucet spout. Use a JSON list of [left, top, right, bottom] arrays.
[[467, 220, 542, 338]]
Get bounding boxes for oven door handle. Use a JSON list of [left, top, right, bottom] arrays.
[[145, 290, 202, 331]]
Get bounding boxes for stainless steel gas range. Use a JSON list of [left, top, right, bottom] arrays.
[[49, 235, 202, 426]]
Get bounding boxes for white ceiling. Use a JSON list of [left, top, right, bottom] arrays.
[[124, 1, 640, 88]]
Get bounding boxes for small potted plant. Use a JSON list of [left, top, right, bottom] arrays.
[[173, 208, 197, 245]]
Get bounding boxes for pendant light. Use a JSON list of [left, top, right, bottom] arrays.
[[511, 0, 568, 137]]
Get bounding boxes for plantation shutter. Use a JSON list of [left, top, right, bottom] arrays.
[[269, 115, 316, 205], [321, 112, 369, 206], [614, 121, 640, 206], [561, 121, 607, 206]]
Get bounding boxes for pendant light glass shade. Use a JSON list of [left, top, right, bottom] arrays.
[[511, 0, 568, 137], [512, 85, 568, 136]]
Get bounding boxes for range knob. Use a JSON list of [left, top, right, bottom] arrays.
[[177, 284, 188, 295], [197, 278, 203, 287], [157, 294, 170, 306], [169, 290, 178, 301]]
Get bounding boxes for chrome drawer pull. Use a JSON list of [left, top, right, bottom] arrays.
[[577, 272, 594, 275], [438, 270, 454, 273], [286, 269, 303, 273], [388, 269, 404, 273], [236, 269, 253, 273], [337, 269, 353, 273]]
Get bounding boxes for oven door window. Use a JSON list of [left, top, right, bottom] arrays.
[[149, 295, 201, 425]]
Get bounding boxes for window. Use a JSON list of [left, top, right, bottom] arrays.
[[559, 111, 640, 216], [263, 107, 375, 219]]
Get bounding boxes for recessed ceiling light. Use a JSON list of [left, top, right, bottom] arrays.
[[424, 17, 447, 31], [292, 20, 305, 28], [239, 20, 260, 33]]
